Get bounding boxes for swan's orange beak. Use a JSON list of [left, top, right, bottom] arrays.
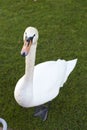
[[21, 40, 32, 57]]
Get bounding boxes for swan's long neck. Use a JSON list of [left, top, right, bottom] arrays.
[[25, 44, 37, 81]]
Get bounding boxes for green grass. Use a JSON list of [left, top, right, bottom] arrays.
[[0, 0, 87, 129]]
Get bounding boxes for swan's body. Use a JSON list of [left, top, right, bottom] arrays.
[[0, 118, 7, 130], [14, 27, 77, 109]]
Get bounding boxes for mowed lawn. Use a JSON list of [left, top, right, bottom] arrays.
[[0, 0, 87, 130]]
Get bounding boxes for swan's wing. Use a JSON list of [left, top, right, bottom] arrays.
[[33, 60, 67, 104], [33, 59, 77, 105], [34, 60, 66, 90]]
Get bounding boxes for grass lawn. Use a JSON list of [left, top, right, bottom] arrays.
[[0, 0, 87, 129]]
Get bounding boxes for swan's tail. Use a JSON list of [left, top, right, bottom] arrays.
[[63, 59, 77, 83]]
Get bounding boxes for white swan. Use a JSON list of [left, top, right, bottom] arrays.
[[0, 118, 7, 130], [14, 27, 77, 120]]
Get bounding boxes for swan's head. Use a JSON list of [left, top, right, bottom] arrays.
[[21, 27, 38, 57]]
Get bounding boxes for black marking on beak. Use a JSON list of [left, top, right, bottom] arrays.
[[26, 34, 35, 44]]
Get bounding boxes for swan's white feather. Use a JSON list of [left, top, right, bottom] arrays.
[[14, 27, 77, 108], [33, 59, 77, 106], [15, 59, 77, 107]]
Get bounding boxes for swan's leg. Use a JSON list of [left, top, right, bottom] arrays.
[[34, 105, 48, 121], [34, 102, 50, 121]]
